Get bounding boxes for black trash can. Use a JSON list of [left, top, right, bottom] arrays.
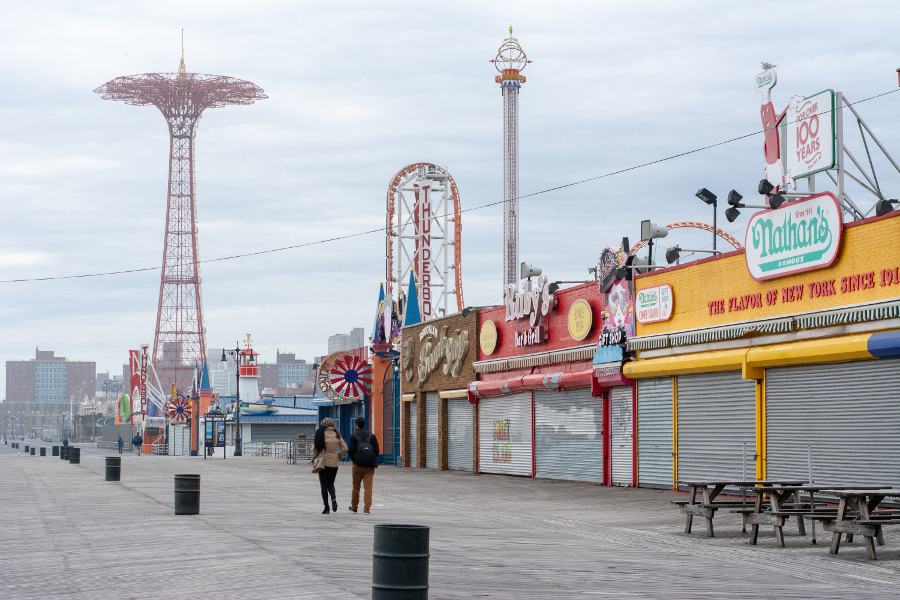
[[24, 445, 29, 453], [40, 448, 46, 456], [174, 474, 200, 515], [372, 524, 430, 600], [61, 446, 68, 460], [30, 447, 35, 455], [52, 446, 59, 456], [69, 447, 80, 464], [105, 457, 121, 482]]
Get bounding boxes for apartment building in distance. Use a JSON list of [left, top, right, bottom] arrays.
[[328, 327, 364, 354], [6, 348, 96, 404]]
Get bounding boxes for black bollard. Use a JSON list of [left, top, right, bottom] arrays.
[[69, 447, 80, 464], [372, 524, 430, 600], [24, 445, 29, 453], [105, 457, 121, 482], [61, 446, 68, 460], [52, 446, 59, 456], [40, 448, 46, 456], [30, 447, 35, 455], [174, 474, 200, 515]]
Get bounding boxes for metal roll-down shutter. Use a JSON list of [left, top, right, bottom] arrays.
[[408, 401, 417, 467], [610, 386, 633, 486], [637, 378, 673, 488], [425, 392, 439, 469], [766, 359, 900, 489], [534, 388, 603, 483], [478, 392, 532, 477], [447, 397, 473, 471], [676, 372, 757, 483]]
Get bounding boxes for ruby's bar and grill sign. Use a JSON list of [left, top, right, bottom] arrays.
[[745, 191, 843, 281]]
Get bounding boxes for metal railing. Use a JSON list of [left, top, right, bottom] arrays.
[[151, 443, 168, 455], [241, 440, 315, 464], [95, 441, 121, 450]]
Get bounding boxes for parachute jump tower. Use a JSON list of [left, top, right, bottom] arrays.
[[95, 51, 266, 392], [491, 27, 531, 297]]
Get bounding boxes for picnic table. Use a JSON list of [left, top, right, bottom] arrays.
[[816, 489, 900, 560], [734, 485, 888, 547], [673, 480, 805, 538]]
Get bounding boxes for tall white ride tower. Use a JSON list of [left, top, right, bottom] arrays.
[[491, 28, 531, 296]]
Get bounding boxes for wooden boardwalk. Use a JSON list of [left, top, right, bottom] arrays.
[[1, 442, 898, 599]]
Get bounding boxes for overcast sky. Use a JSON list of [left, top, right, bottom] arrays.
[[2, 1, 899, 395]]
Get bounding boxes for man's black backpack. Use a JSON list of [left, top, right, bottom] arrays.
[[355, 432, 377, 468]]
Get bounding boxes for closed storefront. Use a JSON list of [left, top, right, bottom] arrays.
[[478, 392, 533, 477], [400, 310, 479, 470], [676, 372, 756, 483], [766, 359, 900, 488], [534, 388, 603, 482], [250, 423, 315, 443], [425, 392, 439, 469], [637, 378, 672, 489], [408, 400, 418, 468], [169, 424, 191, 456], [446, 395, 473, 471], [610, 385, 633, 486]]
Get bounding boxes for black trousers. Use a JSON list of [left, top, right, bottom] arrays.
[[318, 467, 338, 505]]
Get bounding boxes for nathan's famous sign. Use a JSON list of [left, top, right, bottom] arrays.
[[745, 191, 843, 281]]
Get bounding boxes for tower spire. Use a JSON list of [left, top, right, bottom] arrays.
[[178, 29, 186, 75]]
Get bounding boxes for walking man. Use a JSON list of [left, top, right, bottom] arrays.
[[347, 417, 379, 514], [117, 436, 124, 454]]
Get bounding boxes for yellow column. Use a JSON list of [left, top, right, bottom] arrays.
[[755, 373, 767, 480], [672, 376, 678, 489]]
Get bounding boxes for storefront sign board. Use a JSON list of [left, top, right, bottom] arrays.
[[786, 90, 836, 179], [636, 284, 673, 323], [480, 320, 498, 355], [567, 299, 593, 341], [745, 192, 843, 281]]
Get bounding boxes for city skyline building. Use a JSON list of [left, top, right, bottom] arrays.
[[5, 349, 96, 404]]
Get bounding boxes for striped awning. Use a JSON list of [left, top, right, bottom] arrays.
[[629, 298, 900, 351], [794, 298, 900, 330], [473, 343, 596, 373]]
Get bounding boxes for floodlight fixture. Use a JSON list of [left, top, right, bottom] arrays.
[[727, 190, 743, 206], [666, 246, 682, 265], [696, 188, 717, 206], [768, 193, 786, 210], [876, 198, 899, 217]]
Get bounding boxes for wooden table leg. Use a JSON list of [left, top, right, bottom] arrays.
[[685, 485, 697, 534], [859, 494, 879, 560], [793, 490, 806, 536], [701, 486, 716, 538], [706, 512, 715, 538], [749, 490, 763, 545], [775, 523, 785, 547], [830, 498, 847, 555]]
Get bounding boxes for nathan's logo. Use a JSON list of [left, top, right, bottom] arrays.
[[637, 290, 657, 308], [756, 72, 773, 90], [745, 192, 843, 281]]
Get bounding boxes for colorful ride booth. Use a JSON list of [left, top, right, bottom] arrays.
[[399, 309, 480, 471], [466, 275, 615, 483], [624, 193, 900, 490]]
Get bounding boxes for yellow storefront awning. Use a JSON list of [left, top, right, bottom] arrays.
[[438, 389, 469, 399], [401, 394, 416, 402], [623, 348, 747, 379]]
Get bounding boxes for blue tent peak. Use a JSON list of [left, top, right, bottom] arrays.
[[200, 359, 211, 391], [403, 272, 422, 326]]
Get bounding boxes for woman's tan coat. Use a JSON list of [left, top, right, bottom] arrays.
[[314, 427, 348, 468]]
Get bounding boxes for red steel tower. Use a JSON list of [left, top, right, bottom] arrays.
[[95, 56, 266, 392]]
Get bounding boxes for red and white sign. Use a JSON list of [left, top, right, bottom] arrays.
[[636, 284, 674, 324], [414, 180, 432, 319]]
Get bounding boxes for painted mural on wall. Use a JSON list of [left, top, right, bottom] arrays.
[[594, 248, 634, 364], [492, 418, 512, 463]]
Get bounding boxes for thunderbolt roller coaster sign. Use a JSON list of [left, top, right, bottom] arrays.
[[744, 191, 843, 281]]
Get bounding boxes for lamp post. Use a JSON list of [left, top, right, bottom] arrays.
[[221, 343, 243, 457], [695, 188, 718, 253]]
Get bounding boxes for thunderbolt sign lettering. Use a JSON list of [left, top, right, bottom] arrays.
[[745, 192, 843, 281]]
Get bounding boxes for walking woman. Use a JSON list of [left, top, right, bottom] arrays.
[[313, 418, 347, 514]]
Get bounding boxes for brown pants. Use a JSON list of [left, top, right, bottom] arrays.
[[351, 464, 375, 512]]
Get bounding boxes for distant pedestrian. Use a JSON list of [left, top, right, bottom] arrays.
[[133, 433, 143, 455], [62, 438, 69, 447], [347, 417, 379, 514], [313, 418, 347, 514], [117, 436, 124, 454]]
